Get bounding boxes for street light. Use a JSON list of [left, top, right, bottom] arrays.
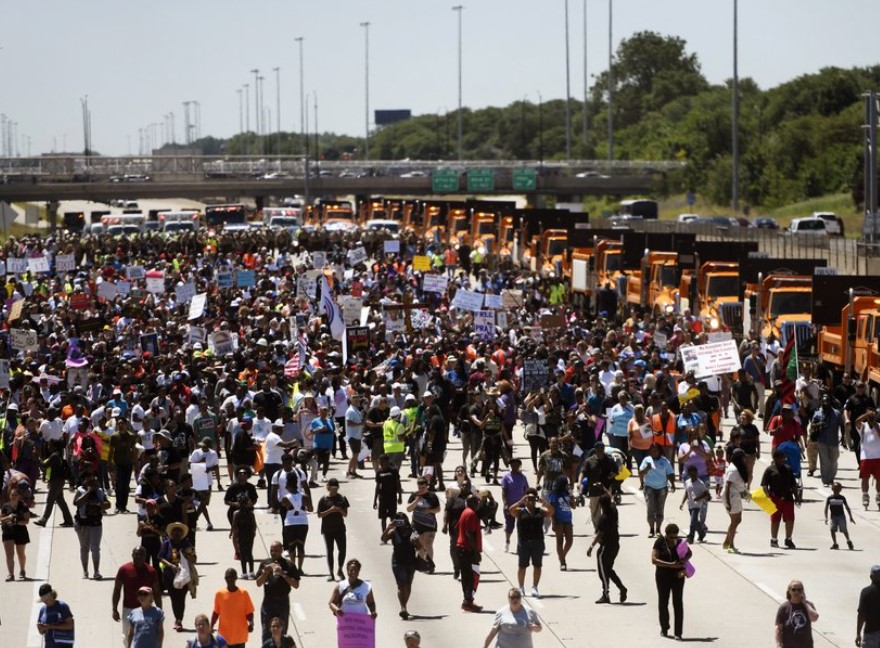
[[582, 0, 589, 149], [607, 0, 614, 162], [273, 66, 281, 158], [360, 21, 371, 160], [452, 5, 464, 160], [251, 68, 260, 139], [564, 0, 572, 161], [732, 0, 740, 212]]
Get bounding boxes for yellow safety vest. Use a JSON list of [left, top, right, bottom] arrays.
[[383, 419, 406, 454]]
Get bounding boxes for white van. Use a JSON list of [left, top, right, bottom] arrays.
[[159, 211, 201, 232], [811, 212, 842, 236]]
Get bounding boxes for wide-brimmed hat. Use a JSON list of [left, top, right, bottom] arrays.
[[166, 522, 189, 537]]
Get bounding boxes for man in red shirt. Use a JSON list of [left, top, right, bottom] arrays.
[[456, 494, 483, 612], [768, 404, 805, 452], [112, 546, 162, 647]]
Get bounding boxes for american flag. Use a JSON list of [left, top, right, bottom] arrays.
[[284, 331, 309, 377]]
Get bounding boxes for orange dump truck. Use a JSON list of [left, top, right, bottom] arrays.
[[625, 251, 679, 315]]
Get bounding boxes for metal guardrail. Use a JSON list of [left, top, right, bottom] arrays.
[[0, 155, 684, 180]]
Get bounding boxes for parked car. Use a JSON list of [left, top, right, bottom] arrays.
[[811, 212, 843, 236], [753, 217, 779, 230], [677, 213, 700, 223]]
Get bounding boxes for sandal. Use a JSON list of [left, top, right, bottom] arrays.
[[5, 574, 13, 582]]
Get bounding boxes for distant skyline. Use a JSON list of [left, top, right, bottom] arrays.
[[2, 0, 879, 156]]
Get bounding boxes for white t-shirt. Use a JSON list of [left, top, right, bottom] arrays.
[[861, 422, 880, 461], [139, 429, 155, 451], [264, 431, 284, 465], [39, 418, 64, 443], [189, 448, 219, 470], [282, 492, 309, 526], [252, 417, 272, 442], [130, 404, 145, 433]]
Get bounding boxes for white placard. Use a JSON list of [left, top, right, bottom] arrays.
[[97, 282, 117, 301], [188, 293, 207, 320], [311, 251, 327, 268], [484, 293, 503, 309], [27, 256, 50, 274], [11, 328, 38, 352], [496, 311, 509, 329], [347, 246, 368, 266], [117, 280, 131, 296], [211, 331, 235, 356], [175, 282, 197, 304], [411, 310, 433, 329], [451, 289, 485, 312], [0, 359, 8, 389], [188, 326, 207, 345], [384, 239, 400, 254], [190, 462, 211, 491], [341, 297, 364, 326], [680, 340, 743, 379], [474, 310, 496, 339], [146, 272, 165, 294], [707, 331, 733, 343], [7, 257, 26, 275], [384, 310, 405, 332], [126, 265, 146, 280], [55, 254, 76, 273], [297, 275, 317, 300], [653, 331, 668, 350], [422, 274, 449, 294]]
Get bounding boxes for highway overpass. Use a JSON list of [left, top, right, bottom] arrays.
[[0, 155, 670, 203]]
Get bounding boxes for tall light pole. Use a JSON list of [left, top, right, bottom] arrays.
[[360, 21, 371, 160], [607, 0, 614, 162], [237, 88, 244, 137], [564, 0, 572, 160], [295, 36, 309, 204], [251, 68, 260, 139], [732, 0, 740, 212], [452, 5, 464, 160], [582, 0, 589, 149], [273, 66, 281, 157]]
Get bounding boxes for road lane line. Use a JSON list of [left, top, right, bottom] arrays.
[[293, 602, 307, 621], [27, 509, 56, 647], [755, 582, 784, 603]]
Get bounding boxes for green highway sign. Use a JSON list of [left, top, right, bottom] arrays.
[[432, 169, 460, 193], [512, 168, 538, 192], [467, 168, 495, 192]]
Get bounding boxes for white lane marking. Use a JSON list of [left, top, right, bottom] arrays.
[[293, 602, 307, 621], [756, 582, 784, 603], [27, 509, 56, 647], [483, 537, 495, 553]]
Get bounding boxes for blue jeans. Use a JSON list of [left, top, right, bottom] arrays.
[[687, 504, 707, 541]]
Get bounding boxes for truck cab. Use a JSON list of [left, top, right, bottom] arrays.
[[747, 274, 813, 342], [423, 204, 446, 243], [522, 229, 568, 275], [471, 211, 497, 253], [448, 207, 471, 246], [626, 251, 679, 314], [680, 261, 741, 322]]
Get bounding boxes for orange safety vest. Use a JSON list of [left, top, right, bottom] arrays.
[[651, 412, 676, 447]]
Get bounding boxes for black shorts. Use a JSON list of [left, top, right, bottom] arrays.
[[378, 500, 397, 519], [348, 438, 362, 455], [2, 525, 30, 546], [517, 538, 544, 568], [282, 524, 309, 547], [392, 563, 416, 585]]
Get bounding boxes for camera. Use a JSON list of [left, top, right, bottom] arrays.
[[394, 519, 404, 527]]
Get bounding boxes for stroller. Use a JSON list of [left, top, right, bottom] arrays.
[[776, 440, 804, 503], [579, 446, 626, 505]]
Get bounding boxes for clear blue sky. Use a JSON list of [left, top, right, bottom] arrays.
[[2, 0, 879, 156]]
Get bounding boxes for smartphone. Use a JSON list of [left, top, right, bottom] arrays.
[[394, 519, 404, 527]]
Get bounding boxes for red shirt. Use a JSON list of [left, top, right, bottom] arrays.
[[115, 562, 159, 608], [456, 507, 482, 553], [768, 415, 803, 449]]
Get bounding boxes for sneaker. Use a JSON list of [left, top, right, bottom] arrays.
[[34, 519, 47, 527], [530, 586, 540, 599], [461, 601, 483, 613], [595, 594, 611, 604], [59, 522, 74, 528], [770, 539, 779, 548], [93, 572, 102, 580], [619, 587, 628, 603], [831, 543, 839, 550], [784, 538, 796, 549], [504, 542, 510, 553], [519, 587, 526, 597], [82, 571, 89, 579], [848, 540, 855, 550]]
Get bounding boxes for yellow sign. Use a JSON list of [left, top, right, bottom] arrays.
[[413, 256, 431, 272], [751, 488, 777, 516], [615, 466, 632, 481]]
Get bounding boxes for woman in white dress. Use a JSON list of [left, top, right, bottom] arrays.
[[722, 448, 749, 553]]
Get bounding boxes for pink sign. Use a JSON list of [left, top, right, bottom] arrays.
[[337, 613, 375, 648]]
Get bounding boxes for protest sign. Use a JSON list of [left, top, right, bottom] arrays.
[[422, 274, 449, 294], [451, 289, 484, 312], [216, 270, 234, 289], [66, 366, 89, 389], [126, 266, 146, 281], [336, 613, 375, 648], [484, 293, 503, 309], [341, 297, 364, 326], [175, 282, 196, 304], [188, 293, 207, 320], [7, 257, 27, 275], [383, 239, 400, 254], [139, 333, 159, 355], [10, 328, 37, 352], [235, 270, 256, 288], [116, 280, 131, 296], [145, 271, 165, 294], [411, 309, 434, 329], [211, 331, 235, 356], [27, 256, 50, 274], [522, 359, 549, 394], [311, 251, 327, 268], [55, 254, 76, 273], [680, 340, 742, 379], [502, 289, 524, 309], [345, 326, 370, 355], [7, 301, 23, 322], [347, 247, 368, 266], [0, 360, 9, 389], [412, 255, 431, 272], [188, 326, 207, 345], [97, 282, 117, 301], [474, 310, 496, 339]]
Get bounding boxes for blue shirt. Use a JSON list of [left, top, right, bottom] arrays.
[[676, 412, 702, 445], [548, 491, 573, 524], [38, 600, 74, 647], [310, 417, 336, 450], [128, 606, 165, 648], [639, 455, 674, 490], [609, 404, 634, 438]]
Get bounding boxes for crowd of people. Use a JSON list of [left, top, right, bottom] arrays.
[[0, 224, 879, 647]]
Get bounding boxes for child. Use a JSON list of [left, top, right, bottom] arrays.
[[373, 454, 403, 534], [680, 466, 711, 543], [711, 446, 727, 497], [824, 482, 855, 550]]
